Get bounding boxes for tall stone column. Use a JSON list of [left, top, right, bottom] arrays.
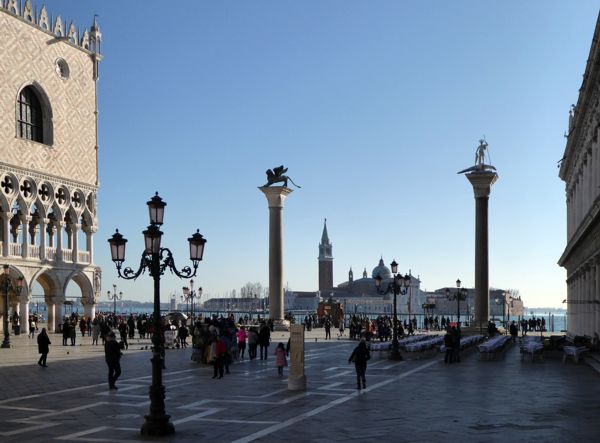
[[465, 170, 498, 333], [259, 186, 293, 327]]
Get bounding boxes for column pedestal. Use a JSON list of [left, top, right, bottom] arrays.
[[465, 170, 498, 334], [259, 186, 293, 326], [288, 324, 306, 391]]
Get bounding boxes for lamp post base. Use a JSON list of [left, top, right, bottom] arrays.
[[389, 339, 402, 360], [1, 342, 10, 348], [140, 414, 175, 436]]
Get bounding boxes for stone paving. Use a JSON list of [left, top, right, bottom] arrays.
[[0, 328, 598, 442]]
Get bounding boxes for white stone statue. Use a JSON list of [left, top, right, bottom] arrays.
[[475, 139, 488, 166]]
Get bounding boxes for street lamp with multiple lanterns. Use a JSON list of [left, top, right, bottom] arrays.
[[108, 192, 206, 436], [181, 279, 202, 322], [446, 279, 468, 326], [374, 260, 411, 360], [494, 293, 508, 329], [1, 265, 24, 349], [107, 284, 123, 316]]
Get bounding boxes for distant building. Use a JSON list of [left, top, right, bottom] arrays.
[[558, 12, 600, 337], [425, 288, 524, 321], [329, 257, 425, 317], [289, 291, 320, 311], [202, 297, 265, 312], [318, 219, 333, 292]]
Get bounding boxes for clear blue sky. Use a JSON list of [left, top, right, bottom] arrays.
[[45, 0, 598, 308]]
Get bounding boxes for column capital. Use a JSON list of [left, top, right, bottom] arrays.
[[259, 186, 293, 208], [465, 171, 498, 199]]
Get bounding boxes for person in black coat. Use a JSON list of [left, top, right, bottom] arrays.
[[348, 339, 371, 390], [258, 322, 271, 360], [104, 331, 123, 389], [37, 328, 51, 367]]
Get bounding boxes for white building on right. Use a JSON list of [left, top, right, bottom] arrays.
[[558, 12, 600, 338]]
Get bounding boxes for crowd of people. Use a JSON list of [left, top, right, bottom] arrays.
[[20, 308, 556, 391]]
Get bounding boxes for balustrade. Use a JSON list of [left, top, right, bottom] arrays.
[[78, 251, 90, 263], [46, 247, 56, 260], [9, 243, 22, 257], [28, 245, 40, 258], [62, 248, 73, 262]]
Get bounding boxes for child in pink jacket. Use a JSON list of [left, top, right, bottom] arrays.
[[274, 342, 287, 376]]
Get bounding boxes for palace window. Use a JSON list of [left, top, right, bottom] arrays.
[[17, 86, 44, 143]]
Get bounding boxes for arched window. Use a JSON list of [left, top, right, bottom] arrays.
[[17, 86, 43, 143]]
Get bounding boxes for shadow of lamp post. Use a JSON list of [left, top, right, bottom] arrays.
[[108, 192, 206, 436], [374, 260, 411, 360], [1, 265, 24, 348], [446, 279, 468, 326]]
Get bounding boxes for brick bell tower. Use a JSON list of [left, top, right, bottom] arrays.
[[318, 219, 333, 292]]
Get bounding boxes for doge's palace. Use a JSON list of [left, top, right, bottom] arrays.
[[0, 0, 101, 332], [559, 12, 600, 339]]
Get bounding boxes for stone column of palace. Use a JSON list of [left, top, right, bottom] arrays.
[[259, 186, 293, 325], [466, 170, 498, 333]]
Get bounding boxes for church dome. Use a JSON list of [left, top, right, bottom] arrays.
[[371, 258, 392, 280]]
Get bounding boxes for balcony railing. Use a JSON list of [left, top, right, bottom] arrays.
[[62, 248, 73, 262], [9, 243, 22, 257], [28, 245, 40, 258], [46, 247, 56, 261], [4, 244, 91, 263]]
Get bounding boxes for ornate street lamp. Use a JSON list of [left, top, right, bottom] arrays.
[[181, 279, 202, 322], [108, 192, 206, 436], [446, 279, 468, 326], [375, 260, 411, 360], [1, 265, 24, 349], [107, 284, 123, 316], [494, 293, 507, 331]]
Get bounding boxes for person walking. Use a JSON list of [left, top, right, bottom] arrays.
[[443, 327, 454, 364], [212, 335, 227, 379], [258, 322, 271, 360], [248, 327, 258, 360], [509, 321, 518, 343], [104, 331, 123, 390], [324, 317, 332, 340], [178, 324, 189, 349], [274, 342, 287, 376], [348, 339, 370, 390], [29, 316, 36, 339], [37, 328, 51, 367], [91, 319, 100, 345], [236, 326, 247, 359], [118, 320, 129, 350]]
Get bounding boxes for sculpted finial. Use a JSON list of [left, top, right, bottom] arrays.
[[475, 139, 488, 166], [458, 139, 497, 174], [263, 165, 301, 188]]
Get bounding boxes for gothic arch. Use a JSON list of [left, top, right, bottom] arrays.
[[63, 270, 94, 306], [15, 81, 54, 146]]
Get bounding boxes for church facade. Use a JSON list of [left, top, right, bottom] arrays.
[[0, 1, 101, 333], [558, 12, 600, 338]]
